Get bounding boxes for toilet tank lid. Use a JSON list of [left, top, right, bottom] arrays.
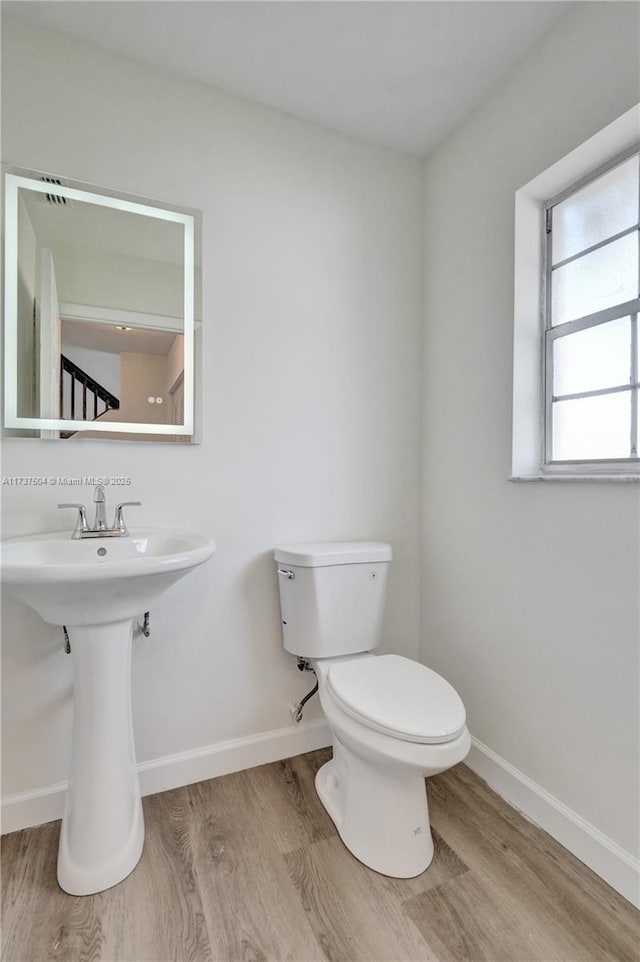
[[274, 541, 392, 567]]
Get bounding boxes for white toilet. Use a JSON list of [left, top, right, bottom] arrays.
[[274, 540, 470, 879]]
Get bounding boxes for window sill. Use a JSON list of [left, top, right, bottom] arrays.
[[509, 474, 640, 483]]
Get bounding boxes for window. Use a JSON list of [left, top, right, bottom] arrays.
[[543, 150, 640, 469], [511, 107, 640, 481]]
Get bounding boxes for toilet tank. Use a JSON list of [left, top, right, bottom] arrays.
[[274, 542, 392, 659]]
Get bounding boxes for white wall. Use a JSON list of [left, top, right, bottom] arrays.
[[166, 334, 184, 395], [1, 20, 423, 802], [421, 0, 639, 864], [119, 352, 169, 424], [52, 244, 185, 317]]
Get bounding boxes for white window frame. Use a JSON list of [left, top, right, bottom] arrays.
[[511, 104, 640, 481], [543, 147, 640, 469]]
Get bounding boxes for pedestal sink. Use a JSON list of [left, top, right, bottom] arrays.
[[1, 528, 215, 895]]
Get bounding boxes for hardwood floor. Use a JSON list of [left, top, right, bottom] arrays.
[[2, 749, 638, 962]]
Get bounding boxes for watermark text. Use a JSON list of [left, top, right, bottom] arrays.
[[1, 476, 133, 487]]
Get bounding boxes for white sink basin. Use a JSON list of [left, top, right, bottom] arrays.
[[1, 527, 215, 624], [0, 526, 215, 897]]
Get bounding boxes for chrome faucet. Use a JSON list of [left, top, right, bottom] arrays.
[[93, 485, 107, 531], [58, 485, 141, 539]]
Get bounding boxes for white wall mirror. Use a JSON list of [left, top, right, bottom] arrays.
[[2, 166, 201, 442]]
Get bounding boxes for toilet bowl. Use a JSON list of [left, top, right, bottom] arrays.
[[312, 654, 470, 877], [274, 541, 470, 878]]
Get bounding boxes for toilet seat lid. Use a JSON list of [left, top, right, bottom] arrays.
[[326, 654, 466, 745]]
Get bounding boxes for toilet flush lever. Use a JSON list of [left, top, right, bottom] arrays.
[[278, 568, 295, 580]]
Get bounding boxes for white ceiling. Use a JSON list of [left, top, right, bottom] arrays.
[[62, 319, 177, 356], [4, 1, 570, 157]]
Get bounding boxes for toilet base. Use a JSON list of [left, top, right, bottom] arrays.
[[315, 739, 434, 878]]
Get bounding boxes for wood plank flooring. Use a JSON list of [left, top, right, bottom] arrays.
[[2, 749, 638, 962]]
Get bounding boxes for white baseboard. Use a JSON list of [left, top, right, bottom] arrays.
[[0, 778, 69, 837], [1, 719, 331, 837], [466, 736, 640, 909]]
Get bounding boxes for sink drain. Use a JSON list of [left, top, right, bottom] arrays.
[[96, 547, 107, 557]]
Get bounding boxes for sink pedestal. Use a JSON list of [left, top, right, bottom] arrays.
[[58, 619, 144, 896]]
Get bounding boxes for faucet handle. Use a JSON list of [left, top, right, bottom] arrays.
[[113, 501, 141, 536], [57, 503, 89, 539]]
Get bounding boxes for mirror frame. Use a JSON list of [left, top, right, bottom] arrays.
[[3, 167, 199, 438]]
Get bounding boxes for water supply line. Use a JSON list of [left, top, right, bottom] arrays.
[[292, 658, 318, 723]]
